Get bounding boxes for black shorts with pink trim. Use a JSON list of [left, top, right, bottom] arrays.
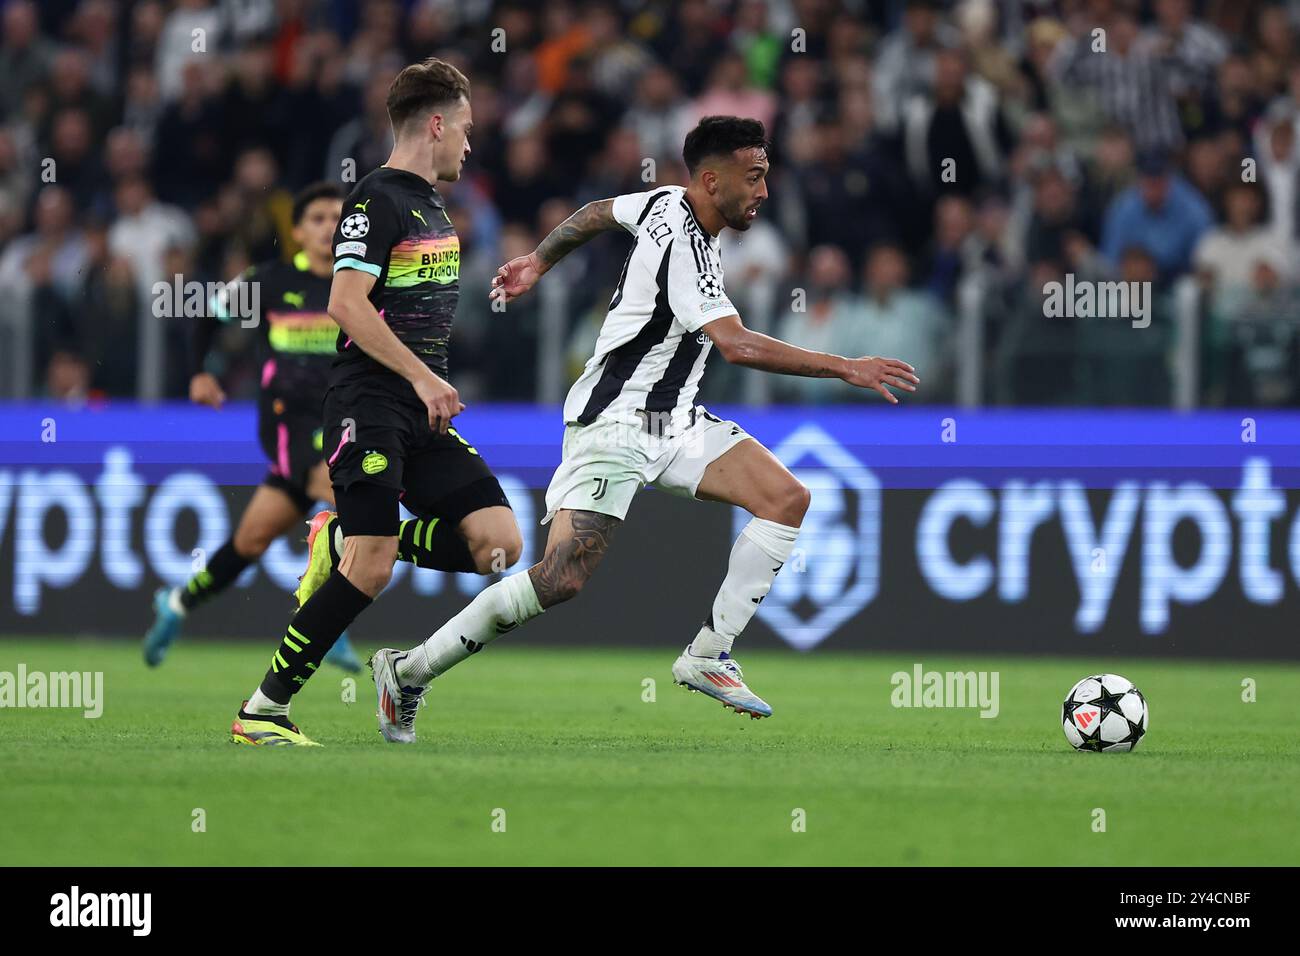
[[321, 379, 508, 538], [257, 393, 325, 511]]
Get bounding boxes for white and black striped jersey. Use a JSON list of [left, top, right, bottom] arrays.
[[562, 185, 738, 431]]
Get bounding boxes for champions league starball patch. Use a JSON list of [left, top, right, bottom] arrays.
[[697, 272, 722, 298], [341, 213, 370, 239]]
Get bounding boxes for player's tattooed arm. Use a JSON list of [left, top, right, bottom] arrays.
[[527, 510, 621, 609], [491, 201, 619, 305], [704, 314, 921, 404], [533, 199, 618, 270]]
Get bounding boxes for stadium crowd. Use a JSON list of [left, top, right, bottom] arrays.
[[2, 0, 1299, 406]]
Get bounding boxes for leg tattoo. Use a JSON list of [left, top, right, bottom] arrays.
[[528, 510, 620, 608]]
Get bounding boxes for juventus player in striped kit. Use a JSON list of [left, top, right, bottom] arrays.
[[368, 116, 919, 737]]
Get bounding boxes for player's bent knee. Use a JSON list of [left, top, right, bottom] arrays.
[[755, 479, 810, 525], [346, 560, 394, 596], [785, 480, 812, 524], [232, 529, 272, 560], [342, 538, 398, 595], [468, 526, 523, 574]]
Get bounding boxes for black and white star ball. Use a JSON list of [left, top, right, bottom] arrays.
[[341, 213, 370, 239], [1061, 673, 1148, 752], [697, 272, 722, 298]]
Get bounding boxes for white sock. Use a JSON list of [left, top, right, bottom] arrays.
[[245, 687, 289, 717], [690, 517, 800, 658], [398, 571, 543, 685], [167, 587, 187, 617]]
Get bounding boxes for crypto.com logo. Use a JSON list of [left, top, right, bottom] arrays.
[[734, 424, 880, 649]]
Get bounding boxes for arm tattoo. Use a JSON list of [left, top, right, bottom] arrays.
[[534, 199, 617, 269], [769, 351, 841, 378], [730, 330, 844, 378], [528, 510, 620, 609]]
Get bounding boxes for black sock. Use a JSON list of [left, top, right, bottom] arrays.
[[258, 571, 372, 702], [396, 517, 478, 572], [178, 542, 253, 612]]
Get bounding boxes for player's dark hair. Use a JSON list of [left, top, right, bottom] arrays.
[[682, 116, 769, 176], [387, 57, 471, 135], [291, 182, 343, 224]]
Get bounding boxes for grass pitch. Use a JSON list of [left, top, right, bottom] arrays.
[[1, 638, 1297, 866]]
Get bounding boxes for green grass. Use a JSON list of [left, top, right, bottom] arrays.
[[1, 638, 1297, 866]]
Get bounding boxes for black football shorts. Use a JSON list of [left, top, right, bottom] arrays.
[[322, 380, 509, 537], [258, 394, 326, 513]]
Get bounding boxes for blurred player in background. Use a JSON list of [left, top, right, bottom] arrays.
[[143, 182, 362, 673], [230, 58, 524, 746], [365, 116, 919, 742]]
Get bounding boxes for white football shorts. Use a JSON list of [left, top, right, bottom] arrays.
[[542, 406, 752, 523]]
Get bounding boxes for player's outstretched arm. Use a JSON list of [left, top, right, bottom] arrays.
[[188, 316, 225, 409], [704, 314, 920, 404], [329, 268, 464, 432], [490, 199, 620, 305], [188, 267, 259, 409]]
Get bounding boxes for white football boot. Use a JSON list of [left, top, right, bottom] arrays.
[[672, 646, 772, 719], [368, 648, 427, 744]]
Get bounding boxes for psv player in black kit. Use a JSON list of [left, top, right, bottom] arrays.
[[231, 59, 521, 746], [143, 183, 361, 672]]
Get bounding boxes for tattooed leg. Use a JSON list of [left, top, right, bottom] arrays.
[[528, 509, 622, 608], [395, 509, 621, 685]]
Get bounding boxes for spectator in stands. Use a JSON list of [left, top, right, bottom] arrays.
[[0, 0, 54, 119], [1183, 135, 1232, 220], [1015, 16, 1072, 117], [1020, 163, 1087, 273], [770, 56, 824, 166], [847, 242, 951, 401], [731, 0, 783, 91], [651, 2, 726, 97], [543, 54, 624, 185], [1194, 181, 1286, 315], [873, 0, 957, 134], [0, 186, 89, 302], [494, 131, 563, 230], [324, 62, 397, 185], [107, 176, 195, 302], [585, 1, 653, 99], [1075, 125, 1136, 239], [1077, 245, 1173, 405], [1253, 3, 1296, 94], [156, 0, 222, 102], [900, 44, 1012, 213], [32, 215, 140, 399], [69, 0, 124, 98], [775, 245, 860, 404], [104, 127, 151, 196], [1215, 256, 1300, 406], [1143, 0, 1229, 105], [922, 194, 980, 306], [1201, 52, 1265, 142], [800, 119, 906, 266], [686, 51, 778, 134], [622, 65, 692, 164], [1100, 148, 1213, 281], [1052, 5, 1183, 152], [1254, 100, 1300, 245], [46, 48, 117, 144], [46, 108, 110, 211]]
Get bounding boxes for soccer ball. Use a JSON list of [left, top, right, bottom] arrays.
[[1061, 674, 1148, 752]]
